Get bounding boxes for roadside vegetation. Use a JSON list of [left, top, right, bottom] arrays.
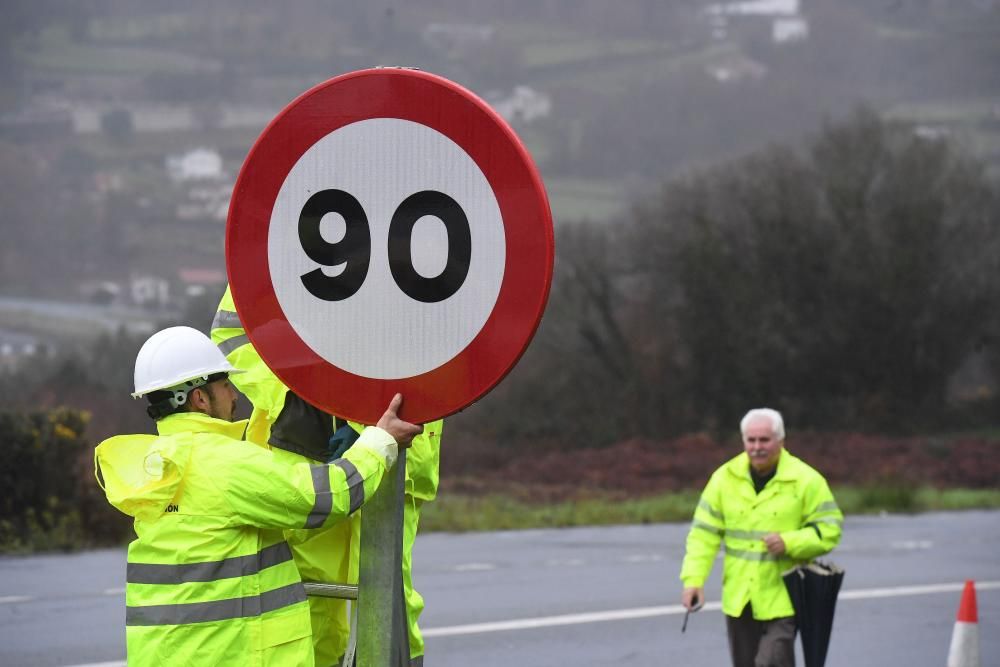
[[420, 487, 1000, 533], [3, 402, 999, 554]]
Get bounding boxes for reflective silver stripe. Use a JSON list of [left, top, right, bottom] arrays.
[[692, 520, 723, 536], [334, 458, 365, 514], [697, 499, 723, 521], [725, 545, 779, 562], [127, 542, 293, 585], [259, 582, 306, 613], [806, 509, 843, 523], [305, 465, 333, 528], [217, 333, 250, 356], [126, 582, 306, 626], [211, 309, 243, 331], [811, 516, 842, 525], [725, 528, 771, 541], [815, 501, 840, 513]]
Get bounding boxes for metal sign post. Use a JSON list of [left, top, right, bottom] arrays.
[[299, 451, 408, 667], [356, 449, 409, 667]]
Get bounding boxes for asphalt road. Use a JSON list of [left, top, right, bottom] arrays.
[[1, 510, 998, 666]]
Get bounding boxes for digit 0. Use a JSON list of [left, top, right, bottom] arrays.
[[388, 190, 471, 303]]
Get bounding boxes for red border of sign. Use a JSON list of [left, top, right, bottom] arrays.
[[227, 68, 554, 424]]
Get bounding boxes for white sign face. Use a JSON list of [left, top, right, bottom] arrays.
[[267, 118, 506, 379]]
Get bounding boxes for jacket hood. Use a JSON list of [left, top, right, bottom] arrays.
[[95, 434, 191, 521], [95, 413, 247, 521]]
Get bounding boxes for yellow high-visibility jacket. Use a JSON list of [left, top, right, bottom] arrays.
[[679, 449, 843, 620], [211, 286, 442, 665], [94, 411, 395, 667]]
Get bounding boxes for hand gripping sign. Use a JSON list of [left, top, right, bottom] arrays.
[[226, 69, 554, 424]]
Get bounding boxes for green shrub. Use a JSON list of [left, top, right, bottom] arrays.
[[0, 408, 131, 553], [861, 485, 917, 513]]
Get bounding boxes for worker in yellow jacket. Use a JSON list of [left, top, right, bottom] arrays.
[[679, 408, 842, 667], [95, 326, 421, 667], [211, 287, 442, 667]]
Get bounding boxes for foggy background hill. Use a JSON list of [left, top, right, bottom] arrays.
[[0, 0, 998, 444]]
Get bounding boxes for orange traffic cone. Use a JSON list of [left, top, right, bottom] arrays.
[[946, 580, 980, 667]]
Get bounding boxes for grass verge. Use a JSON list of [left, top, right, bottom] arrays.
[[419, 486, 1000, 533], [6, 487, 999, 552]]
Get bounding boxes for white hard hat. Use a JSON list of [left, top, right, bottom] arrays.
[[132, 326, 242, 399]]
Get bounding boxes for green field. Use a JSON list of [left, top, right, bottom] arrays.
[[886, 98, 1000, 124], [546, 177, 629, 223], [18, 25, 215, 74]]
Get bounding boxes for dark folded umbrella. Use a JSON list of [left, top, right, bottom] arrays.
[[782, 560, 845, 667]]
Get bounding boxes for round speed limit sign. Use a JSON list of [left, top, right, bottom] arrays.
[[226, 68, 554, 424]]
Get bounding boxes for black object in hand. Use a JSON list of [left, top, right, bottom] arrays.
[[328, 422, 361, 461], [682, 593, 701, 633]]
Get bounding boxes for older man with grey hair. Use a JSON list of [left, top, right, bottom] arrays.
[[679, 408, 843, 667]]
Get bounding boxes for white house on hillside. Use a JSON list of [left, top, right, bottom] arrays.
[[705, 0, 809, 44], [166, 148, 223, 182]]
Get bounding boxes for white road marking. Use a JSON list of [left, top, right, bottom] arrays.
[[839, 581, 1000, 600], [453, 562, 496, 572], [423, 602, 723, 637], [890, 540, 933, 550], [0, 590, 124, 604], [58, 579, 1000, 665], [0, 595, 31, 604], [623, 553, 664, 563], [423, 580, 1000, 638], [545, 558, 585, 567]]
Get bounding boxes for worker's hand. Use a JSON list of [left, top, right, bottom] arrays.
[[376, 393, 423, 448], [763, 532, 786, 556], [682, 586, 704, 611]]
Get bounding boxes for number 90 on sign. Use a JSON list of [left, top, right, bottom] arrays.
[[268, 117, 506, 382], [298, 188, 472, 304]]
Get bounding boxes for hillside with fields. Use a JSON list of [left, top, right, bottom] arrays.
[[0, 0, 998, 443], [2, 2, 997, 290]]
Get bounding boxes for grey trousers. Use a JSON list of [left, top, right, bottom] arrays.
[[725, 603, 796, 667]]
